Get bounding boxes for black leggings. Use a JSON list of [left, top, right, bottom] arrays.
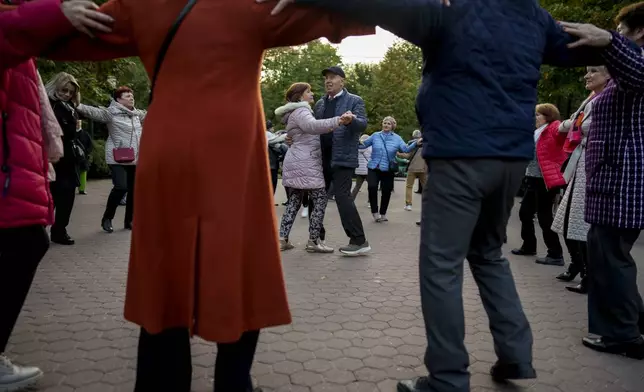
[[0, 225, 49, 352], [367, 168, 395, 215], [135, 328, 260, 392]]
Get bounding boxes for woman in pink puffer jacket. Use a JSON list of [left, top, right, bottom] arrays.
[[275, 83, 352, 253], [0, 1, 112, 389]]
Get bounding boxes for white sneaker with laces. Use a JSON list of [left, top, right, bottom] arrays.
[[372, 213, 381, 222], [0, 354, 43, 392], [404, 205, 412, 211], [301, 208, 309, 218], [306, 239, 334, 253]]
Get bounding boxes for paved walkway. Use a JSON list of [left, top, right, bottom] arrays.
[[7, 180, 644, 392]]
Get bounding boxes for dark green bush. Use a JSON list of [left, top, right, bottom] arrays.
[[88, 139, 111, 179]]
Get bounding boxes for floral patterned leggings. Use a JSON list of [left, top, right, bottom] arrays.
[[279, 188, 327, 241]]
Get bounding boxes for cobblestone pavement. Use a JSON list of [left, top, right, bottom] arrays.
[[7, 180, 644, 392]]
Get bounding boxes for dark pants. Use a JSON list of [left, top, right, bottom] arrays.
[[50, 181, 76, 236], [135, 328, 260, 392], [587, 225, 644, 341], [332, 166, 366, 245], [0, 225, 49, 352], [419, 159, 532, 392], [518, 176, 563, 257], [270, 168, 279, 195], [367, 168, 395, 215], [103, 164, 136, 225]]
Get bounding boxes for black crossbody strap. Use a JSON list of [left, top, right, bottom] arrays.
[[148, 0, 198, 105]]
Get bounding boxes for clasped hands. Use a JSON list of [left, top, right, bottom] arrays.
[[339, 111, 355, 126]]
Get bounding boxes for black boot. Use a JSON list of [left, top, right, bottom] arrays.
[[51, 228, 75, 245], [102, 218, 114, 233], [566, 276, 587, 294], [556, 264, 580, 282], [511, 247, 537, 256]]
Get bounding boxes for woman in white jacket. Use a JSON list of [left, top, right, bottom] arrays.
[[551, 66, 610, 294], [351, 134, 371, 200], [77, 86, 146, 233]]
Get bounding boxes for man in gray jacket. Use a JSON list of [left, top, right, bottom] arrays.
[[314, 66, 370, 256]]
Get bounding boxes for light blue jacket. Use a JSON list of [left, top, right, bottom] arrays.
[[361, 131, 417, 171]]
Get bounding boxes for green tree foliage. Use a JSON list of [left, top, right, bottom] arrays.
[[538, 0, 632, 116], [358, 41, 422, 140], [261, 40, 341, 125]]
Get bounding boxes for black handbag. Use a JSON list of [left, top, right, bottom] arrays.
[[378, 133, 398, 172], [148, 0, 198, 105]]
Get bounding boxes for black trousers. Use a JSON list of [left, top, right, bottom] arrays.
[[135, 328, 260, 392], [333, 167, 366, 245], [587, 225, 644, 341], [103, 164, 136, 224], [419, 159, 532, 392], [518, 176, 562, 257], [367, 168, 395, 215], [50, 181, 76, 236], [270, 168, 279, 195], [0, 225, 49, 352]]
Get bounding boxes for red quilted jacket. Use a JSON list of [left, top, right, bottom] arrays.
[[535, 120, 567, 190], [0, 0, 74, 228]]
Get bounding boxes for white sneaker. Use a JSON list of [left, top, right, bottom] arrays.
[[372, 213, 381, 222], [279, 239, 294, 251], [0, 355, 43, 392], [306, 239, 334, 253], [301, 209, 309, 218], [404, 205, 412, 211]]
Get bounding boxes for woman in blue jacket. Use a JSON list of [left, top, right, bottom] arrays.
[[360, 116, 418, 222]]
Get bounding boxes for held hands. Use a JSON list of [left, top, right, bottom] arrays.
[[285, 136, 293, 146], [339, 111, 354, 126], [61, 0, 114, 37], [257, 0, 451, 15], [560, 22, 612, 48]]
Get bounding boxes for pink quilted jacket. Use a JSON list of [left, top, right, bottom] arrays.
[[275, 102, 339, 190], [0, 0, 74, 228]]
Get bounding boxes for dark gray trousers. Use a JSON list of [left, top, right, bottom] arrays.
[[419, 159, 533, 392], [587, 225, 644, 341]]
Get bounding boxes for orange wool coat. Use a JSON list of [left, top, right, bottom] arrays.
[[47, 0, 373, 343]]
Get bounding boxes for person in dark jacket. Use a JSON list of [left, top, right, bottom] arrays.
[[312, 66, 370, 256], [76, 121, 93, 195], [266, 121, 287, 195], [45, 72, 82, 245], [262, 0, 602, 390]]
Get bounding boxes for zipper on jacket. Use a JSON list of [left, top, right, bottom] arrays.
[[1, 111, 10, 197]]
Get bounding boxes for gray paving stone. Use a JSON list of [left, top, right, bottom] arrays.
[[5, 180, 644, 391]]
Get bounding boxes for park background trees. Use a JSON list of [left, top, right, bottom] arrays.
[[37, 0, 630, 175]]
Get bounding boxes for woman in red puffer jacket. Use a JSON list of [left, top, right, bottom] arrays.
[[0, 1, 112, 389], [512, 104, 567, 265]]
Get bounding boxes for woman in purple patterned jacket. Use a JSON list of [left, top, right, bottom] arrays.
[[562, 2, 644, 359]]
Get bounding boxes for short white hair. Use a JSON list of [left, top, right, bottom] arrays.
[[412, 130, 422, 138]]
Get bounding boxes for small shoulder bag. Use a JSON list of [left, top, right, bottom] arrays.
[[112, 0, 197, 163]]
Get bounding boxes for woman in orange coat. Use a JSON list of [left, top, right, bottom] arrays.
[[44, 1, 373, 390]]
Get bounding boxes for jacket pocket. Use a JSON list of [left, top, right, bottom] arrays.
[[586, 140, 618, 195]]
